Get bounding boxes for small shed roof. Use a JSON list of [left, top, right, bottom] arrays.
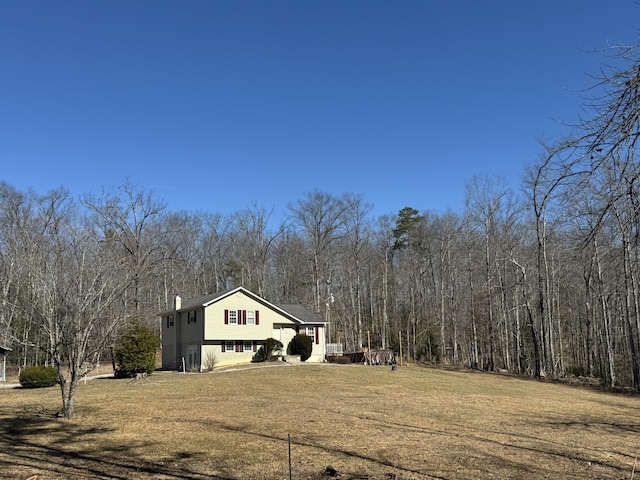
[[0, 346, 11, 354]]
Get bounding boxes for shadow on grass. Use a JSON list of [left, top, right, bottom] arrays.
[[327, 408, 637, 477], [199, 419, 450, 480], [546, 418, 640, 434], [0, 406, 233, 479], [539, 417, 640, 463]]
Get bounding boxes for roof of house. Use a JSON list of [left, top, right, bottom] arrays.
[[275, 304, 326, 325], [182, 288, 235, 311], [160, 286, 327, 325]]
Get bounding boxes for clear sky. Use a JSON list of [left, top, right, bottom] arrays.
[[1, 1, 638, 222]]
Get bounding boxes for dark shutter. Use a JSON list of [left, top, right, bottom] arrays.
[[221, 342, 226, 352], [253, 341, 257, 352], [235, 341, 242, 352], [315, 327, 319, 345], [255, 310, 259, 325], [224, 309, 229, 324], [242, 310, 247, 325]]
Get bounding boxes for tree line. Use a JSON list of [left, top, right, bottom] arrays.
[[2, 41, 640, 408]]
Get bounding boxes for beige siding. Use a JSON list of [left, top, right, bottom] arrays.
[[274, 324, 327, 363], [272, 325, 296, 351], [204, 291, 294, 341], [162, 289, 327, 370], [308, 325, 326, 362], [202, 343, 261, 368]]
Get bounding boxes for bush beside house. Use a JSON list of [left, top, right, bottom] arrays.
[[252, 338, 283, 362], [114, 322, 160, 378], [287, 334, 312, 361]]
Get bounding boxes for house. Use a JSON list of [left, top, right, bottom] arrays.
[[160, 286, 327, 370], [0, 346, 11, 382]]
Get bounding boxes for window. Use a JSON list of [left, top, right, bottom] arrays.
[[225, 341, 234, 352], [187, 311, 196, 324], [225, 309, 259, 325], [166, 315, 174, 328], [305, 327, 318, 344], [244, 341, 253, 351]]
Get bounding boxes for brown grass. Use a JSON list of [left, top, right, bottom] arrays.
[[0, 364, 639, 479]]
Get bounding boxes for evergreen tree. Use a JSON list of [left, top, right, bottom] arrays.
[[288, 333, 313, 361], [114, 322, 160, 377]]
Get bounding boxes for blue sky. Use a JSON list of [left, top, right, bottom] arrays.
[[1, 1, 639, 222]]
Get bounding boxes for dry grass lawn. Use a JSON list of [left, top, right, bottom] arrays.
[[0, 363, 639, 479]]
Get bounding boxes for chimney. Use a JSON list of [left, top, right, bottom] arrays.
[[174, 294, 182, 311]]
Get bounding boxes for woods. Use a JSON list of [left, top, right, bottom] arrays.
[[3, 40, 640, 419]]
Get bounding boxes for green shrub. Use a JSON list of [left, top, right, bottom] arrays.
[[252, 338, 283, 363], [287, 333, 313, 361], [19, 365, 58, 388], [114, 322, 160, 378]]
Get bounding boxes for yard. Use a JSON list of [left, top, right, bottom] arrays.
[[0, 363, 638, 479]]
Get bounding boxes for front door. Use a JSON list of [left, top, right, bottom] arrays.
[[187, 345, 198, 371]]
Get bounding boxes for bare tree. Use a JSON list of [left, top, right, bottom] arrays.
[[465, 175, 506, 371], [231, 203, 283, 298], [433, 212, 463, 364], [4, 188, 128, 419], [288, 190, 347, 324], [197, 212, 233, 294], [0, 183, 45, 366], [83, 179, 167, 324], [373, 214, 397, 351], [47, 221, 128, 419], [340, 194, 373, 350], [531, 41, 640, 386]]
